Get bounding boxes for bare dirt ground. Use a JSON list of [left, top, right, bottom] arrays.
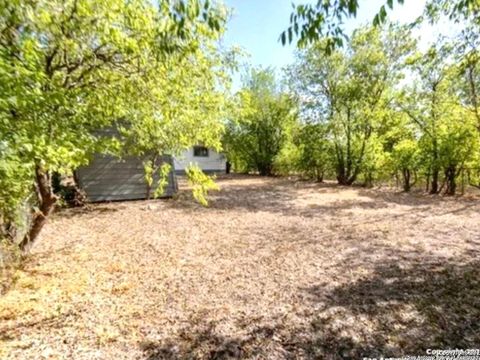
[[1, 175, 480, 359]]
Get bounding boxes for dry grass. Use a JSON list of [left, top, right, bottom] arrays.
[[1, 175, 480, 359]]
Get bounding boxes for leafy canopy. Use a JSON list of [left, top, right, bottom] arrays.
[[281, 0, 479, 52], [0, 0, 230, 245], [224, 67, 297, 176]]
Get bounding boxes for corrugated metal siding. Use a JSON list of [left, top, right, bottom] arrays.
[[77, 154, 177, 202]]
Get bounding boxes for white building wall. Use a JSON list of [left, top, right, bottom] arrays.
[[174, 147, 226, 173]]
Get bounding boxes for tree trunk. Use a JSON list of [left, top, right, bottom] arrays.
[[258, 163, 273, 176], [336, 167, 347, 185], [430, 168, 439, 194], [18, 166, 57, 253], [444, 165, 457, 196], [337, 173, 355, 186], [146, 183, 152, 201], [144, 155, 159, 201], [363, 171, 374, 188], [430, 136, 440, 194], [402, 168, 411, 192], [336, 174, 348, 185]]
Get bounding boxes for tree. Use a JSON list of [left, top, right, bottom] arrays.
[[0, 0, 228, 251], [390, 139, 420, 192], [437, 113, 478, 195], [224, 68, 297, 176], [281, 0, 479, 50], [401, 46, 478, 195], [290, 25, 414, 185], [281, 2, 480, 193], [454, 24, 480, 130], [118, 38, 233, 200], [293, 123, 332, 182]]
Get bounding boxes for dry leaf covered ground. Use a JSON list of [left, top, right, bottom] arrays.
[[1, 175, 480, 359]]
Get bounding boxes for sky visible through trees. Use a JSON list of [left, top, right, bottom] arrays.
[[223, 0, 459, 89]]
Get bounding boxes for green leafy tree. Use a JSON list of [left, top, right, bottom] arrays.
[[282, 0, 479, 50], [118, 30, 233, 200], [402, 46, 478, 195], [290, 25, 414, 185], [293, 123, 332, 182], [445, 19, 480, 189], [390, 139, 420, 192], [359, 133, 391, 187], [0, 0, 228, 251], [453, 24, 480, 131], [437, 111, 478, 195], [224, 67, 297, 176], [402, 48, 450, 194]]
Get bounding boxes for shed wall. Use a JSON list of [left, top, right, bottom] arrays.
[[77, 154, 177, 202]]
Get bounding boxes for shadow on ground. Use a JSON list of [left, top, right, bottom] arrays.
[[5, 175, 479, 359], [140, 253, 480, 359], [56, 175, 479, 222], [171, 176, 479, 221]]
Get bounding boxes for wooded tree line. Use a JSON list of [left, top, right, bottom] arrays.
[[224, 3, 480, 197], [0, 0, 478, 255]]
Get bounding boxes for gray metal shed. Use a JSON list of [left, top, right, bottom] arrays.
[[76, 154, 177, 202]]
